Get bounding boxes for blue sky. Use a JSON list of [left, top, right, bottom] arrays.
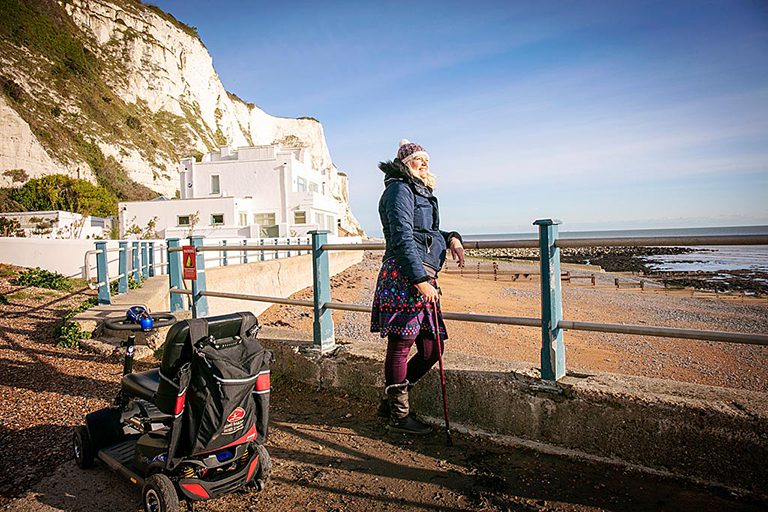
[[152, 0, 768, 236]]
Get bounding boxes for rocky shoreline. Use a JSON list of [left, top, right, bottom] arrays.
[[466, 246, 768, 296]]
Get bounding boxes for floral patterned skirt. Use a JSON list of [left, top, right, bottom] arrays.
[[370, 258, 448, 340]]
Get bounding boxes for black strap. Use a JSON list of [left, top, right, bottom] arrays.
[[238, 311, 260, 338], [165, 362, 191, 470], [187, 318, 210, 348]]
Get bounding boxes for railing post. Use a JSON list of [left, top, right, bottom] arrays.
[[141, 242, 149, 279], [95, 241, 110, 305], [260, 239, 265, 261], [242, 239, 248, 264], [287, 238, 291, 257], [535, 219, 565, 381], [222, 240, 228, 266], [118, 241, 128, 294], [274, 238, 278, 260], [167, 238, 185, 313], [132, 241, 140, 283], [310, 230, 334, 351], [190, 236, 208, 318], [148, 241, 155, 277]]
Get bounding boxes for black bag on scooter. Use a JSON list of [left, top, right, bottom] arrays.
[[178, 313, 271, 456]]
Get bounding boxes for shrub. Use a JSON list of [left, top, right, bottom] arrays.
[[125, 115, 142, 131], [13, 267, 73, 290], [109, 274, 142, 294], [54, 296, 97, 348], [0, 76, 24, 103], [0, 217, 25, 237], [2, 169, 28, 182], [13, 174, 117, 217], [56, 320, 91, 348]]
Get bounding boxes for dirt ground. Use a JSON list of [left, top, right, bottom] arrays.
[[261, 253, 768, 392], [1, 260, 767, 511]]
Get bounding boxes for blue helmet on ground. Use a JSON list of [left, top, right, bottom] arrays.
[[126, 305, 154, 331]]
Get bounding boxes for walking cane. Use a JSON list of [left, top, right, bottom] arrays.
[[431, 302, 453, 446]]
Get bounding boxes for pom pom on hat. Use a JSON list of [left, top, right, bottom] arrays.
[[397, 139, 429, 164]]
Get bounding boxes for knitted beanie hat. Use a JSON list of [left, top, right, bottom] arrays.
[[397, 139, 429, 164]]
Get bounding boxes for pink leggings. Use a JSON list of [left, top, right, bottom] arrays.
[[385, 332, 443, 387]]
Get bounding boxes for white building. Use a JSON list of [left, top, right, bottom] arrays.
[[120, 143, 342, 239], [0, 210, 112, 239]]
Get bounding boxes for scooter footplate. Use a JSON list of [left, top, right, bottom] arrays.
[[98, 439, 144, 486]]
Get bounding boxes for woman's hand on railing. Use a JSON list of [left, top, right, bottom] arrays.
[[416, 281, 440, 303], [450, 238, 465, 267]]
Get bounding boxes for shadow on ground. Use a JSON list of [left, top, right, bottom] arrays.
[[6, 380, 765, 512]]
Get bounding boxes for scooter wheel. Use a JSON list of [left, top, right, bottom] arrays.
[[73, 426, 94, 469], [255, 444, 271, 483], [142, 474, 179, 512]]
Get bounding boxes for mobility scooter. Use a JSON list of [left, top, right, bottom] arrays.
[[73, 307, 272, 512]]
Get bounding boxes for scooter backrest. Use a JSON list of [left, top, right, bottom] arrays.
[[155, 312, 259, 414], [160, 312, 254, 372]]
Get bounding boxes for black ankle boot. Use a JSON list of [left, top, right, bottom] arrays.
[[386, 382, 431, 435], [389, 414, 432, 435]]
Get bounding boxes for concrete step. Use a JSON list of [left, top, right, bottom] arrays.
[[79, 335, 155, 360]]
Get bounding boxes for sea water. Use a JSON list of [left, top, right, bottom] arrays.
[[464, 226, 768, 274]]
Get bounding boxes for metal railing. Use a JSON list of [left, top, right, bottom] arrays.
[[159, 223, 768, 382], [90, 236, 312, 305], [88, 240, 167, 304]]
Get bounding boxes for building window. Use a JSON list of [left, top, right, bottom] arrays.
[[309, 182, 319, 193], [211, 175, 220, 195], [254, 213, 277, 237], [177, 215, 191, 226], [239, 213, 248, 226], [297, 177, 307, 192], [326, 214, 334, 231], [294, 211, 306, 224], [211, 213, 224, 225]]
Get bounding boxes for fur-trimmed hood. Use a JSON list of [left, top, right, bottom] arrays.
[[378, 158, 412, 184], [378, 158, 431, 193]]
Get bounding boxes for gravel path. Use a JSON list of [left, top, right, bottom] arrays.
[[1, 262, 767, 510]]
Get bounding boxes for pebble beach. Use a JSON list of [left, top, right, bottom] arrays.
[[260, 252, 768, 393]]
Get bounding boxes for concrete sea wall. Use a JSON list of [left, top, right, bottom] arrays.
[[259, 330, 768, 496]]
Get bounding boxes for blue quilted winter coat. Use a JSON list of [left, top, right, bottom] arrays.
[[378, 159, 461, 284]]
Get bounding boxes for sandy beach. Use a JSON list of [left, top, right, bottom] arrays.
[[260, 253, 768, 393]]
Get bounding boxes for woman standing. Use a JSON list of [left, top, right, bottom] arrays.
[[370, 139, 465, 434]]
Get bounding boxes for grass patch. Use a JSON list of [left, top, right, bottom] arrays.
[[0, 0, 97, 79], [0, 264, 18, 278], [7, 291, 34, 301]]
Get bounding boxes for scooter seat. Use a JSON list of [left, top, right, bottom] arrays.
[[121, 369, 160, 402]]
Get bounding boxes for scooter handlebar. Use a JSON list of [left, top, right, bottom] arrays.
[[104, 313, 177, 331]]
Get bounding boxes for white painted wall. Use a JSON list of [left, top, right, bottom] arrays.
[[0, 235, 360, 282], [0, 238, 155, 279], [120, 197, 238, 239], [0, 211, 112, 239]]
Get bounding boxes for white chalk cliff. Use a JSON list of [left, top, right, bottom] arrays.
[[0, 0, 362, 234]]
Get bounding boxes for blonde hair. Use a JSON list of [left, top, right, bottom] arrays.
[[406, 161, 437, 190]]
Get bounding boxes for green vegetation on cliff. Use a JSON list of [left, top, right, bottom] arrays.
[[0, 0, 208, 210], [11, 174, 118, 217]]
